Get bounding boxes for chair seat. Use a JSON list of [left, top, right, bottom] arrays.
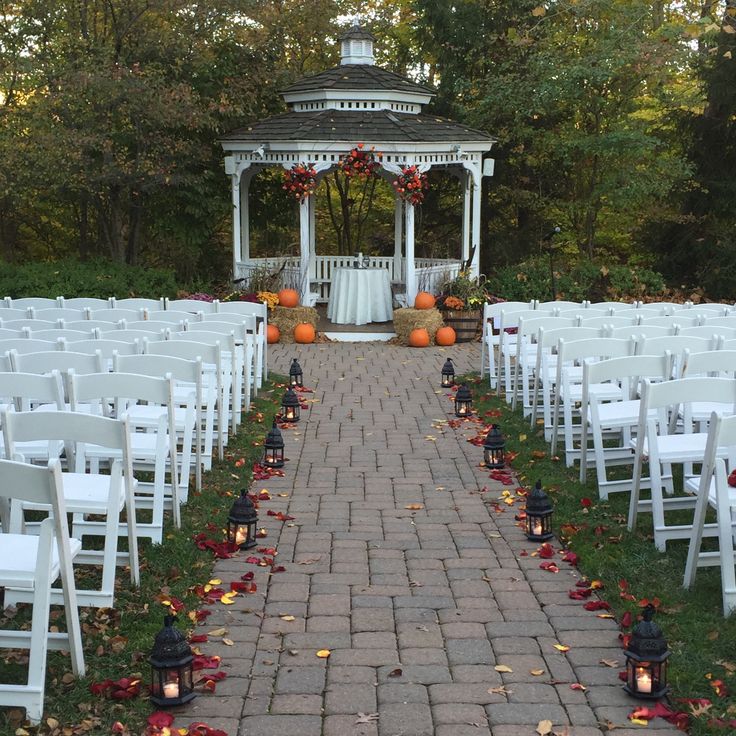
[[565, 382, 622, 402], [590, 399, 655, 427], [0, 534, 82, 588], [125, 404, 192, 431], [680, 402, 736, 424], [633, 432, 709, 460], [685, 475, 736, 509], [21, 472, 132, 514]]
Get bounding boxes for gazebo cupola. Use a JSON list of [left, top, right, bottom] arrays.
[[221, 23, 496, 309]]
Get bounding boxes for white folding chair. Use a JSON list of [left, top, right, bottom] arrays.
[[58, 297, 112, 310], [31, 308, 87, 323], [496, 308, 548, 400], [680, 325, 736, 340], [123, 320, 182, 333], [587, 301, 640, 313], [0, 308, 33, 321], [702, 316, 736, 329], [61, 338, 140, 359], [608, 324, 675, 340], [578, 315, 639, 330], [3, 410, 139, 608], [1, 319, 57, 331], [637, 334, 716, 378], [101, 328, 168, 343], [112, 297, 165, 310], [638, 314, 702, 329], [216, 300, 267, 385], [87, 308, 145, 323], [0, 458, 84, 725], [534, 300, 585, 311], [579, 353, 672, 498], [683, 412, 736, 615], [146, 309, 198, 325], [0, 338, 59, 355], [480, 301, 533, 388], [29, 329, 96, 342], [65, 319, 121, 333], [628, 377, 736, 551], [166, 298, 218, 314], [5, 297, 58, 310]]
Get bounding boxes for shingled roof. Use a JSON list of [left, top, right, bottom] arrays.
[[339, 24, 375, 42], [281, 64, 435, 97], [221, 109, 493, 144]]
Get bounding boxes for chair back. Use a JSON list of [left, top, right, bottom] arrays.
[[63, 338, 140, 357], [87, 308, 145, 323], [10, 349, 103, 376], [146, 310, 199, 324], [101, 328, 167, 342], [0, 339, 59, 356], [30, 329, 95, 342], [31, 308, 87, 322], [166, 298, 218, 314], [0, 308, 32, 321], [5, 297, 59, 310], [0, 371, 65, 412], [112, 297, 165, 310], [59, 297, 113, 310], [682, 350, 736, 378]]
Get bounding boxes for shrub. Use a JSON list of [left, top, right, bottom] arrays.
[[0, 259, 178, 299]]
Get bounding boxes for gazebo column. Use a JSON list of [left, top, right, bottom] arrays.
[[471, 169, 481, 277], [299, 198, 311, 303], [240, 170, 252, 263], [393, 198, 404, 282], [309, 193, 317, 292], [405, 203, 417, 307], [461, 170, 471, 267]]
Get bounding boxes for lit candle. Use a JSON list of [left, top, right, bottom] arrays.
[[458, 406, 466, 415], [163, 681, 180, 699], [635, 667, 652, 694], [235, 528, 247, 546], [286, 408, 295, 420], [532, 520, 543, 537]]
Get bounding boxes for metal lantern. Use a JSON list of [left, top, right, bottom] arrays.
[[441, 358, 455, 388], [281, 387, 301, 422], [623, 604, 671, 700], [289, 358, 304, 388], [263, 421, 285, 469], [483, 424, 506, 469], [227, 489, 258, 550], [149, 615, 196, 707], [454, 384, 473, 417], [525, 479, 554, 541]]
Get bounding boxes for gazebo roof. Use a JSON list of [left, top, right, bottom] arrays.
[[221, 109, 493, 144], [339, 24, 376, 42], [281, 64, 435, 97]]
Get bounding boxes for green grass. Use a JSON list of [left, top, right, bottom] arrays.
[[0, 377, 285, 736], [466, 375, 736, 735]]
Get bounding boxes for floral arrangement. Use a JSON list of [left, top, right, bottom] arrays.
[[392, 165, 429, 206], [340, 142, 382, 178], [437, 271, 490, 312], [184, 292, 215, 302], [282, 162, 318, 201], [443, 296, 465, 310], [256, 291, 279, 310]]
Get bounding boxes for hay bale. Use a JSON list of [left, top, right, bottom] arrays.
[[270, 305, 319, 344], [393, 307, 445, 346]]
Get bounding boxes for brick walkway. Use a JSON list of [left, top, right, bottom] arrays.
[[179, 343, 679, 736]]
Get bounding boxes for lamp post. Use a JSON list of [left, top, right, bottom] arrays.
[[227, 489, 258, 550], [525, 479, 553, 541], [483, 424, 506, 469], [281, 387, 301, 422], [623, 604, 671, 700], [289, 358, 304, 388], [149, 615, 196, 707], [262, 421, 285, 469], [454, 384, 473, 417], [441, 358, 455, 388]]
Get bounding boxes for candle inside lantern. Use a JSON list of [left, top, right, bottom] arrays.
[[635, 667, 652, 694], [532, 519, 543, 537], [235, 527, 247, 547], [163, 680, 180, 699], [458, 406, 467, 415], [285, 408, 295, 420]]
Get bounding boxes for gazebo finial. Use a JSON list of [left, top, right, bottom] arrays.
[[339, 21, 376, 66]]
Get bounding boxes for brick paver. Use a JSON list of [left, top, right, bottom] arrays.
[[176, 343, 680, 736]]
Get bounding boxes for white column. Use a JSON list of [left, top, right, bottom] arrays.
[[299, 198, 311, 303], [405, 203, 417, 307], [240, 172, 251, 262], [231, 173, 241, 279], [309, 194, 317, 290], [393, 198, 403, 281], [461, 170, 471, 266], [470, 169, 481, 278]]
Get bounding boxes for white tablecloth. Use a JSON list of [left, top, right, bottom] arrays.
[[327, 268, 393, 326]]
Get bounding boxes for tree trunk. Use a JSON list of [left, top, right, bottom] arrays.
[[126, 191, 143, 265]]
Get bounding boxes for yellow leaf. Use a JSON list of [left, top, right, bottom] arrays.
[[724, 24, 736, 34], [724, 50, 733, 58], [630, 718, 649, 726], [553, 644, 570, 652], [530, 669, 545, 676], [220, 593, 236, 605], [208, 579, 222, 585], [208, 627, 227, 637], [405, 504, 424, 510], [519, 433, 527, 441], [536, 720, 553, 736], [531, 5, 546, 17], [280, 615, 296, 621], [222, 638, 234, 646], [316, 649, 331, 658], [494, 664, 513, 673]]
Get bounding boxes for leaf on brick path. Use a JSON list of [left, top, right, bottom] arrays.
[[405, 503, 425, 510], [590, 579, 604, 589], [537, 542, 555, 558], [222, 638, 234, 646], [494, 664, 513, 673], [220, 592, 237, 605], [620, 611, 633, 628], [553, 644, 570, 652], [355, 712, 379, 724], [539, 561, 559, 573], [561, 551, 579, 566], [536, 719, 553, 736], [570, 683, 587, 691], [583, 601, 611, 612], [637, 596, 661, 609], [416, 625, 429, 632], [280, 615, 296, 621], [297, 556, 322, 565], [388, 667, 403, 677], [316, 649, 331, 658], [207, 627, 227, 637], [488, 685, 513, 695], [530, 668, 545, 676], [569, 588, 592, 600], [600, 659, 620, 668]]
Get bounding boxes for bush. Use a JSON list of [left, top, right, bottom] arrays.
[[485, 256, 666, 303], [0, 259, 179, 299]]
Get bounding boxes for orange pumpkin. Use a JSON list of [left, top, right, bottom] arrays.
[[278, 288, 300, 308], [414, 291, 436, 310], [266, 324, 280, 344], [408, 328, 430, 348], [435, 326, 456, 346], [294, 323, 316, 344]]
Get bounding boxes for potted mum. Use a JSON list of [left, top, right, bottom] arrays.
[[436, 271, 490, 342]]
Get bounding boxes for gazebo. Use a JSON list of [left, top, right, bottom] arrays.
[[221, 25, 495, 309]]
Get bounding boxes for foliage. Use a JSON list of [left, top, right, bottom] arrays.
[[437, 271, 490, 310], [0, 259, 178, 299], [256, 291, 280, 310], [486, 256, 666, 303], [237, 262, 288, 294]]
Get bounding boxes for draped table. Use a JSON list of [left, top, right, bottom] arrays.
[[327, 267, 393, 326]]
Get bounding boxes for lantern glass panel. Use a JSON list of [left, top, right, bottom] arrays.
[[441, 359, 455, 388], [525, 512, 552, 541], [289, 359, 304, 388], [483, 445, 504, 468], [264, 445, 284, 468]]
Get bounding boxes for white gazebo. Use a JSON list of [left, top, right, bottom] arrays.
[[221, 24, 495, 308]]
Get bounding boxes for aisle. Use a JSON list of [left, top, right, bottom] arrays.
[[178, 343, 679, 736]]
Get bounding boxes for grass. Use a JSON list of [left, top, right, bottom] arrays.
[[465, 374, 736, 735], [0, 377, 284, 736]]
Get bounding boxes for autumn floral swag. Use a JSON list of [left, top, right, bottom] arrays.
[[282, 162, 318, 201], [392, 164, 429, 206]]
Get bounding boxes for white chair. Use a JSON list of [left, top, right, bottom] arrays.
[[680, 325, 736, 340], [579, 353, 672, 498], [65, 319, 122, 333], [628, 377, 736, 551], [146, 309, 198, 324], [637, 334, 716, 378], [0, 458, 84, 725], [588, 301, 640, 313], [88, 308, 145, 323], [683, 412, 736, 615], [69, 370, 181, 538], [1, 319, 57, 331], [535, 300, 585, 311], [551, 337, 636, 466], [0, 328, 28, 339], [216, 300, 268, 384], [101, 328, 168, 343], [3, 410, 139, 608], [689, 304, 731, 316], [5, 297, 59, 310], [496, 308, 546, 400], [31, 308, 87, 323], [702, 316, 736, 329], [112, 297, 165, 310], [578, 315, 639, 330], [480, 301, 534, 388], [608, 324, 676, 340], [112, 354, 199, 501], [29, 329, 96, 342], [63, 338, 140, 359], [0, 308, 33, 321], [59, 297, 113, 310], [123, 319, 182, 333], [166, 298, 218, 314], [0, 338, 59, 355], [639, 314, 702, 329]]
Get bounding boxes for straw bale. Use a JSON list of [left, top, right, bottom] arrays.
[[270, 305, 319, 344], [393, 307, 444, 345]]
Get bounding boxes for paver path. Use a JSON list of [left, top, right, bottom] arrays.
[[179, 343, 679, 736]]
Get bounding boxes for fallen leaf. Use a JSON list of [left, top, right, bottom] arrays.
[[488, 685, 513, 695], [570, 683, 587, 691], [355, 713, 379, 724], [316, 649, 331, 658], [280, 615, 296, 622], [207, 628, 227, 637], [222, 638, 234, 646], [536, 719, 553, 736], [494, 664, 513, 673], [388, 668, 403, 678], [530, 669, 545, 676], [553, 644, 570, 652], [405, 504, 424, 510], [600, 659, 620, 668], [297, 557, 321, 565]]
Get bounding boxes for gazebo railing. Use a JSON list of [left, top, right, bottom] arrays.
[[235, 256, 460, 304]]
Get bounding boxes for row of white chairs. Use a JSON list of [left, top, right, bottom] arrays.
[[2, 296, 257, 313]]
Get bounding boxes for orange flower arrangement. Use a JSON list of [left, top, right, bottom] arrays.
[[392, 164, 429, 206], [444, 296, 465, 310], [282, 163, 318, 202], [339, 143, 382, 178]]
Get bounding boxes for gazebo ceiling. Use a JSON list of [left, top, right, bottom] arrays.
[[221, 109, 494, 145]]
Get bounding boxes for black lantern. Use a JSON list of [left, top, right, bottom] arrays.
[[525, 479, 554, 541], [227, 489, 258, 550], [623, 604, 671, 700], [149, 615, 196, 707], [289, 358, 304, 388], [441, 358, 455, 388], [263, 421, 285, 469], [483, 424, 506, 469], [281, 387, 301, 422], [454, 384, 473, 417]]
